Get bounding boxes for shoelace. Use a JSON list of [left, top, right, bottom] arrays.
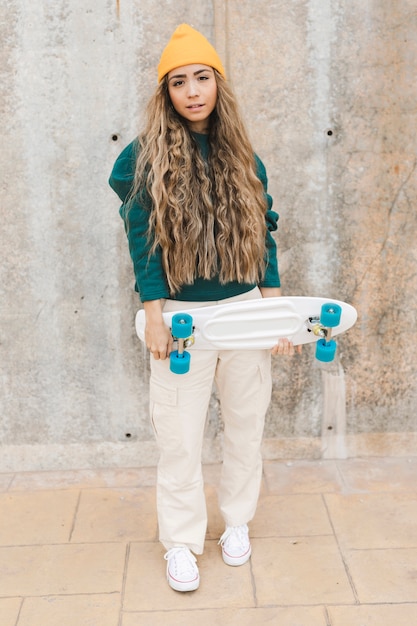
[[164, 547, 197, 578], [218, 524, 249, 549]]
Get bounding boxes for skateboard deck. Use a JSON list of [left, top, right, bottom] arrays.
[[135, 296, 357, 373]]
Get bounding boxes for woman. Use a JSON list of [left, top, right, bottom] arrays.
[[109, 24, 298, 592]]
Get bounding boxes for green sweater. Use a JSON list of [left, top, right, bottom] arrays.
[[109, 133, 280, 302]]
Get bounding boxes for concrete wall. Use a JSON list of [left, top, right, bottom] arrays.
[[1, 0, 416, 471]]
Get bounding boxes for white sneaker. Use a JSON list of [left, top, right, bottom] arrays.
[[164, 546, 200, 592], [218, 524, 251, 566]]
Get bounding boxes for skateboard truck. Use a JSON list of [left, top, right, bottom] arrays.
[[170, 314, 194, 374], [307, 316, 333, 340], [173, 336, 195, 350], [307, 303, 342, 362]]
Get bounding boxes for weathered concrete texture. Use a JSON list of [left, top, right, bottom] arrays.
[[1, 0, 416, 470], [327, 1, 417, 436], [226, 0, 417, 440]]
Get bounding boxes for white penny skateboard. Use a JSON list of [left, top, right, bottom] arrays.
[[135, 296, 357, 374]]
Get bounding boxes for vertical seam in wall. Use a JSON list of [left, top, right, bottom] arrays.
[[213, 0, 229, 78], [225, 0, 229, 77], [306, 0, 339, 293], [321, 360, 347, 459]]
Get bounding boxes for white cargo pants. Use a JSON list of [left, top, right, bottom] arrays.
[[149, 288, 272, 554]]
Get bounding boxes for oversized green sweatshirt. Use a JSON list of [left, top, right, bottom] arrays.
[[109, 132, 280, 302]]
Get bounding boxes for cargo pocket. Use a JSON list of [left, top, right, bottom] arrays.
[[149, 379, 178, 439]]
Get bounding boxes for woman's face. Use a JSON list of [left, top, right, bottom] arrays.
[[167, 64, 217, 133]]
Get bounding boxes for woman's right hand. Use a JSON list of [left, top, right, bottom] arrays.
[[143, 300, 173, 360]]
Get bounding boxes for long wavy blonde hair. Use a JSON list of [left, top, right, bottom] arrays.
[[131, 72, 267, 295]]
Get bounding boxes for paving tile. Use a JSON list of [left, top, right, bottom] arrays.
[[251, 536, 355, 606], [344, 548, 417, 603], [122, 606, 328, 626], [18, 594, 121, 626], [0, 543, 126, 597], [336, 457, 417, 492], [0, 474, 14, 492], [328, 603, 417, 626], [123, 540, 255, 612], [70, 488, 157, 543], [204, 482, 272, 542], [263, 460, 343, 494], [251, 494, 333, 537], [325, 492, 417, 549], [202, 464, 222, 485], [0, 598, 22, 626], [10, 467, 157, 491], [0, 457, 416, 625], [0, 491, 79, 546], [205, 484, 223, 540]]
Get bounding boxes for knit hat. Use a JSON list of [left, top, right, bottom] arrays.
[[157, 24, 226, 83]]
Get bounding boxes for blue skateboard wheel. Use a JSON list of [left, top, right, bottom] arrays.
[[320, 303, 342, 328], [170, 350, 191, 375], [315, 338, 337, 362], [171, 313, 193, 338]]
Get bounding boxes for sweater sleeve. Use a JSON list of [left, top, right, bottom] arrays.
[[108, 141, 170, 301], [254, 155, 281, 288]]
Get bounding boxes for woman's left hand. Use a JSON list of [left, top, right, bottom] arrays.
[[271, 338, 302, 356], [259, 287, 302, 356]]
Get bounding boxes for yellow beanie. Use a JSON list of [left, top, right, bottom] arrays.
[[158, 24, 226, 83]]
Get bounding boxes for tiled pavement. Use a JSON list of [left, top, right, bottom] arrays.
[[0, 456, 417, 625]]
